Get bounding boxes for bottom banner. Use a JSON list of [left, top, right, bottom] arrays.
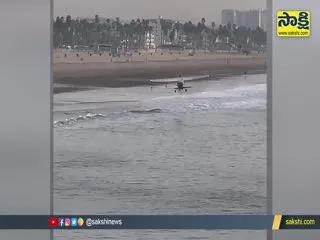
[[0, 215, 319, 229]]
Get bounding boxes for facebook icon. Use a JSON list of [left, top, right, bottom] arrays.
[[59, 218, 64, 227]]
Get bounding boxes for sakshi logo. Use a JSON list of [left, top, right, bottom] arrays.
[[276, 10, 310, 37]]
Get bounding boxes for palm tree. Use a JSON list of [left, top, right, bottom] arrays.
[[53, 15, 266, 51], [54, 17, 64, 47], [251, 26, 266, 46], [182, 21, 197, 48], [95, 15, 100, 25], [201, 17, 206, 26], [66, 15, 72, 26], [234, 26, 248, 48], [160, 19, 173, 38], [65, 15, 73, 46], [211, 21, 216, 30], [169, 29, 175, 42], [128, 19, 137, 48]]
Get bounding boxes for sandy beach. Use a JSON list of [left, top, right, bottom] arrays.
[[53, 50, 267, 93]]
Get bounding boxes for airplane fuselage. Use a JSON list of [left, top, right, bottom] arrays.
[[177, 81, 184, 90], [174, 80, 190, 92]]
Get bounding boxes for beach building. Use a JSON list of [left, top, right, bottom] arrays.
[[145, 32, 156, 49], [97, 44, 112, 52], [144, 16, 162, 49]]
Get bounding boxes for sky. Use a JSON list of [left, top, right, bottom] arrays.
[[54, 0, 266, 24]]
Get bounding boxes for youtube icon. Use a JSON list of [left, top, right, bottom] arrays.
[[48, 217, 58, 227]]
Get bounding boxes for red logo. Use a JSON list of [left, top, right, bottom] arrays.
[[48, 217, 58, 227]]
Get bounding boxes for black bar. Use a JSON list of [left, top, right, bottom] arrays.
[[0, 215, 272, 229], [1, 215, 320, 230]]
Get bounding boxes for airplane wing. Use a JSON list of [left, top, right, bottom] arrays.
[[150, 75, 210, 83], [150, 78, 181, 83], [180, 75, 210, 82]]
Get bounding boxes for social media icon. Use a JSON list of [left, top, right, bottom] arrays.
[[65, 218, 70, 227], [48, 217, 58, 227], [59, 218, 64, 227], [77, 218, 84, 227], [71, 218, 77, 227]]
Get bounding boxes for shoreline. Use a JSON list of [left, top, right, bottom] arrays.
[[53, 53, 267, 94], [53, 70, 266, 94]]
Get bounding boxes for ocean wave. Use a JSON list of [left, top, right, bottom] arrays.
[[53, 108, 163, 128], [53, 83, 266, 128], [129, 108, 162, 114], [148, 83, 266, 111], [221, 99, 266, 110], [53, 113, 105, 127]]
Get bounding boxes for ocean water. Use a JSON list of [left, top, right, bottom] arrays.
[[53, 74, 266, 239]]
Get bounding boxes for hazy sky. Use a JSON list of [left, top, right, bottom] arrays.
[[54, 0, 266, 24]]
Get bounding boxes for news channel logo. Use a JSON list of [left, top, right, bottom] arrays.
[[277, 10, 310, 37]]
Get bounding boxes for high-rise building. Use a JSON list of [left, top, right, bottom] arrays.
[[145, 16, 162, 48], [221, 9, 236, 25], [244, 10, 260, 29], [222, 9, 266, 30], [259, 9, 267, 31], [235, 10, 246, 27]]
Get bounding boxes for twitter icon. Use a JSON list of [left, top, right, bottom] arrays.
[[71, 218, 77, 227]]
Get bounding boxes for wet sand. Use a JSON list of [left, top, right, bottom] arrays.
[[53, 50, 266, 93]]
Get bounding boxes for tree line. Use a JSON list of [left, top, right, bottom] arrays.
[[53, 15, 266, 50]]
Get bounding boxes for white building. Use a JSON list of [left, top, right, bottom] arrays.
[[259, 9, 267, 31], [145, 32, 156, 49], [144, 16, 162, 49]]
